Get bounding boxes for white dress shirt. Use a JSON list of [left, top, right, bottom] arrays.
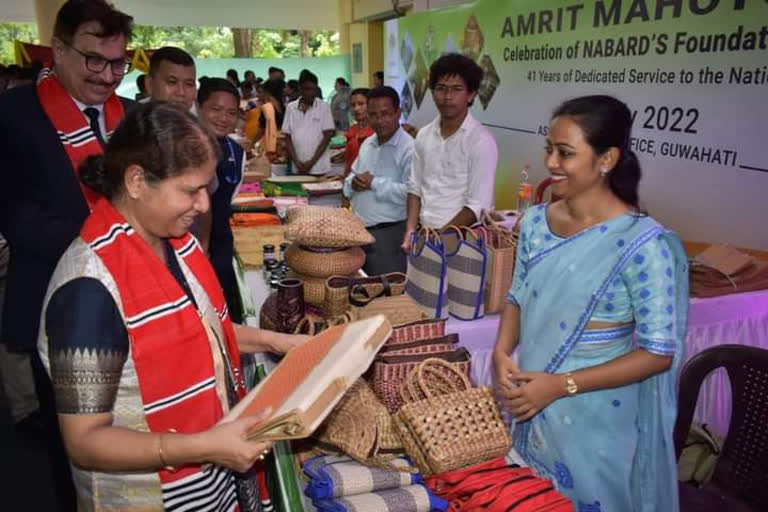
[[282, 97, 335, 175], [71, 96, 106, 140], [407, 111, 498, 228], [343, 127, 414, 227]]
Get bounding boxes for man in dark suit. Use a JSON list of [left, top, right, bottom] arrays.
[[0, 2, 134, 510]]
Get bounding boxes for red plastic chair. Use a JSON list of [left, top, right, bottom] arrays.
[[534, 177, 562, 204]]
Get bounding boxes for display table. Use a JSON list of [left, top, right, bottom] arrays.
[[447, 288, 768, 437]]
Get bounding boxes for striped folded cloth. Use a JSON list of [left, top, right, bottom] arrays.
[[304, 455, 422, 500], [312, 485, 448, 512]]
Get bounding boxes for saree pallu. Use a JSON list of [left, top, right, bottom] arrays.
[[511, 215, 689, 512]]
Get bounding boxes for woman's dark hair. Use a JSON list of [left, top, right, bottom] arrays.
[[226, 68, 240, 86], [428, 53, 483, 93], [367, 86, 400, 109], [335, 77, 349, 87], [262, 79, 285, 106], [552, 95, 641, 208], [80, 102, 219, 200], [197, 77, 240, 105], [350, 87, 369, 99]]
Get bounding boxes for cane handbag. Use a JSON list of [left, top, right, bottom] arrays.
[[285, 244, 365, 278], [387, 318, 446, 346], [477, 213, 519, 314], [353, 294, 429, 327], [393, 358, 511, 477], [314, 379, 404, 464], [324, 273, 408, 318], [378, 333, 459, 356], [371, 346, 471, 414]]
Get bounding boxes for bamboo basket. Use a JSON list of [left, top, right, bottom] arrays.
[[285, 244, 365, 278], [393, 358, 512, 477]]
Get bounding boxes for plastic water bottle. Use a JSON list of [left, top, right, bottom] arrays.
[[516, 165, 533, 213]]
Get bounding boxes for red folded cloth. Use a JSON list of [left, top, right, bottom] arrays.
[[426, 458, 574, 512]]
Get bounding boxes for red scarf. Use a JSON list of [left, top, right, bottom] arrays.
[[36, 67, 125, 210], [80, 198, 245, 488]]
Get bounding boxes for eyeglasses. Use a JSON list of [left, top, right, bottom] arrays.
[[433, 84, 467, 96], [62, 40, 131, 76]]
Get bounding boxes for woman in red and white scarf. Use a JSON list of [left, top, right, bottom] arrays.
[[37, 102, 306, 512]]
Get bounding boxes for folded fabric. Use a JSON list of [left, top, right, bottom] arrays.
[[304, 455, 420, 500], [312, 484, 447, 512], [690, 258, 768, 297]]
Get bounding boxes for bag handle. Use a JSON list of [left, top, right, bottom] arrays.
[[410, 227, 443, 256], [417, 359, 471, 399], [399, 361, 458, 404], [348, 274, 392, 307]]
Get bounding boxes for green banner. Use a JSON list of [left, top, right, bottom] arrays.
[[385, 0, 768, 249]]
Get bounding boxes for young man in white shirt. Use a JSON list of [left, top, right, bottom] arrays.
[[282, 70, 335, 175], [402, 53, 498, 251]]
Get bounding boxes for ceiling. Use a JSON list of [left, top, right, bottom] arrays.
[[1, 0, 341, 30]]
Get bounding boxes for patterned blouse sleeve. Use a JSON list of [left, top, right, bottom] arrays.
[[621, 236, 680, 356], [507, 213, 533, 306], [45, 277, 129, 414]]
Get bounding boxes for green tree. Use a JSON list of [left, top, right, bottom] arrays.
[[0, 22, 339, 64], [0, 22, 40, 65]]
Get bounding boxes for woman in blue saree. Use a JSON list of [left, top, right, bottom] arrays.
[[493, 95, 688, 512]]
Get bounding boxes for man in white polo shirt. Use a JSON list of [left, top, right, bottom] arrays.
[[402, 53, 498, 250], [282, 69, 335, 175]]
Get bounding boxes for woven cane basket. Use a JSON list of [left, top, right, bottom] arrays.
[[315, 379, 404, 465], [353, 294, 428, 328], [372, 347, 471, 414], [291, 272, 327, 307], [393, 358, 511, 477], [285, 205, 374, 248], [285, 243, 365, 278], [324, 273, 408, 318]]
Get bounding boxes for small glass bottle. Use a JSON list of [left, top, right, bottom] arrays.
[[516, 164, 533, 213], [263, 244, 277, 285], [263, 244, 277, 269], [279, 242, 289, 273]]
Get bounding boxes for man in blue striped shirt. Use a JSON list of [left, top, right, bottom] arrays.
[[343, 86, 414, 275]]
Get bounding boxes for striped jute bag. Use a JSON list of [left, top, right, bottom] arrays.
[[441, 226, 487, 321], [406, 228, 448, 319], [475, 213, 520, 314]]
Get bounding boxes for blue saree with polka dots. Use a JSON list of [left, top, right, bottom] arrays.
[[507, 205, 689, 512]]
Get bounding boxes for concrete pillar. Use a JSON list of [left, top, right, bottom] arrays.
[[34, 0, 66, 44]]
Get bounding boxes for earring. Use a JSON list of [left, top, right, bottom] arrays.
[[600, 168, 609, 176]]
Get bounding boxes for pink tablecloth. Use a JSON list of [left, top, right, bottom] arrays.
[[447, 289, 768, 437]]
